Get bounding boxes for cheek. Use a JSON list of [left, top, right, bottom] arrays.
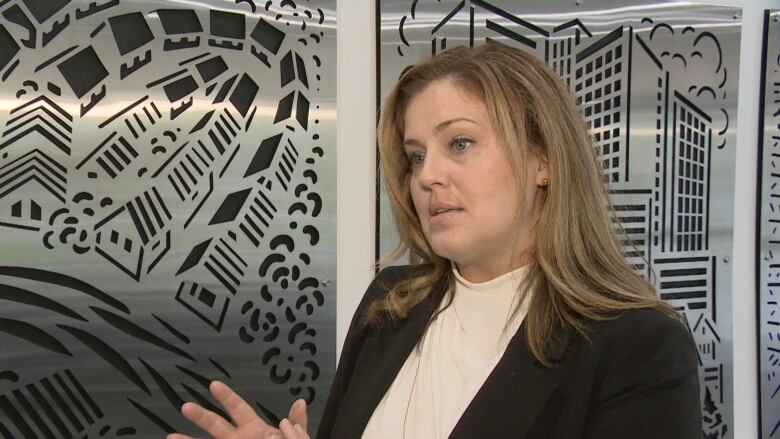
[[409, 183, 426, 217]]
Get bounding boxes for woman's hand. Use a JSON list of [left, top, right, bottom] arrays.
[[167, 381, 309, 439]]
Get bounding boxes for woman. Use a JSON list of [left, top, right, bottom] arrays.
[[169, 43, 701, 439]]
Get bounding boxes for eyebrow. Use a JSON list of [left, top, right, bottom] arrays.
[[403, 117, 480, 148]]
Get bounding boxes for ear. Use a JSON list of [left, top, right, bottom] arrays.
[[534, 152, 550, 186]]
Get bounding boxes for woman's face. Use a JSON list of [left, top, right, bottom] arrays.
[[403, 79, 549, 282]]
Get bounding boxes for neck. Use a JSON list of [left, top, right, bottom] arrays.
[[455, 253, 532, 283]]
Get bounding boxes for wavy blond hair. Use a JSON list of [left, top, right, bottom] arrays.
[[370, 43, 676, 365]]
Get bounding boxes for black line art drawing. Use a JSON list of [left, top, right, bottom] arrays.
[[0, 0, 335, 436], [379, 1, 739, 436]]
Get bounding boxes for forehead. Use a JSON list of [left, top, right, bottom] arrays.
[[403, 80, 489, 132]]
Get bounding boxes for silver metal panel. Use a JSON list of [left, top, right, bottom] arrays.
[[758, 9, 780, 439], [0, 0, 336, 436], [378, 1, 740, 435]]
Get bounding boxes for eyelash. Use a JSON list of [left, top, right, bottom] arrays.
[[450, 136, 474, 152], [406, 136, 475, 169]]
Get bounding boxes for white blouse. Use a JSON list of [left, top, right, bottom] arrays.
[[362, 265, 531, 439]]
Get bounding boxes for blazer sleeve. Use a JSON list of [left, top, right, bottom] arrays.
[[315, 266, 407, 439], [583, 310, 702, 439]]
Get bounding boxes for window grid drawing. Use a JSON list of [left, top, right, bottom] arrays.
[[575, 43, 626, 183], [672, 98, 710, 252]]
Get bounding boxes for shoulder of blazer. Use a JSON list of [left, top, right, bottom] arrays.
[[351, 264, 432, 326], [581, 308, 699, 397]]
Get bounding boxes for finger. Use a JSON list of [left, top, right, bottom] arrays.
[[279, 418, 306, 439], [167, 434, 195, 439], [294, 424, 309, 439], [180, 401, 235, 438], [210, 381, 264, 427], [287, 399, 308, 432]]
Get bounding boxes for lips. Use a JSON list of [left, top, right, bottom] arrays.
[[429, 202, 462, 219]]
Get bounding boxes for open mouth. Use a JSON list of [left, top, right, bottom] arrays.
[[433, 208, 460, 216]]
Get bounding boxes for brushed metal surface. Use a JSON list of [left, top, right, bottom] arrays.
[[377, 1, 739, 436], [0, 0, 336, 437], [757, 9, 780, 439]]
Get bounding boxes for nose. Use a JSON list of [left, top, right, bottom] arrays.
[[416, 148, 447, 190]]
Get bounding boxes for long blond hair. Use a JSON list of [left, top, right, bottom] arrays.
[[371, 43, 675, 365]]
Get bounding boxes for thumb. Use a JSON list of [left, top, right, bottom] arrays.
[[287, 399, 308, 432]]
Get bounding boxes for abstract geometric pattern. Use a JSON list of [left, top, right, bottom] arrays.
[[377, 1, 739, 436], [0, 0, 336, 436], [757, 9, 780, 439]]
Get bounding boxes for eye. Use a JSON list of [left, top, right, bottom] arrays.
[[407, 152, 424, 168], [451, 137, 473, 152]]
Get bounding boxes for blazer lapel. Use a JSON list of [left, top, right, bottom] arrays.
[[332, 279, 447, 437], [449, 325, 572, 439]]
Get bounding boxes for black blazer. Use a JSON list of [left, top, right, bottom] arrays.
[[316, 265, 701, 439]]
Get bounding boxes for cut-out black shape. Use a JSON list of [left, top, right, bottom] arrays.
[[302, 225, 319, 245], [152, 313, 191, 344], [52, 372, 94, 426], [213, 74, 237, 104], [189, 110, 215, 134], [89, 22, 105, 38], [163, 36, 200, 51], [210, 10, 245, 39], [0, 317, 72, 356], [35, 45, 78, 73], [41, 377, 85, 432], [21, 0, 70, 24], [294, 53, 308, 88], [171, 97, 193, 120], [3, 5, 36, 49], [127, 397, 174, 434], [156, 9, 202, 34], [80, 83, 106, 117], [24, 381, 71, 437], [119, 48, 152, 79], [274, 92, 295, 123], [219, 144, 240, 179], [0, 394, 38, 438], [0, 371, 18, 382], [255, 401, 281, 427], [0, 25, 20, 71], [0, 267, 129, 313], [181, 383, 229, 421], [210, 358, 232, 379], [56, 46, 108, 98], [209, 188, 251, 225], [250, 19, 285, 55], [296, 93, 309, 129], [74, 0, 118, 20], [280, 51, 295, 86], [196, 56, 228, 83], [90, 306, 194, 361], [250, 45, 271, 68], [0, 283, 87, 321], [58, 324, 150, 394], [245, 134, 282, 177], [46, 82, 60, 95], [163, 75, 198, 103], [229, 74, 259, 117], [176, 239, 212, 275], [138, 358, 185, 410], [42, 13, 70, 47], [108, 12, 154, 56], [11, 388, 57, 439], [258, 253, 284, 277], [175, 365, 212, 389], [208, 38, 243, 51]]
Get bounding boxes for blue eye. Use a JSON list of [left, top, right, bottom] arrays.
[[451, 137, 473, 152], [408, 153, 424, 168]]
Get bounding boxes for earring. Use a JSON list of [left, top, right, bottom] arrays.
[[540, 178, 549, 188]]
